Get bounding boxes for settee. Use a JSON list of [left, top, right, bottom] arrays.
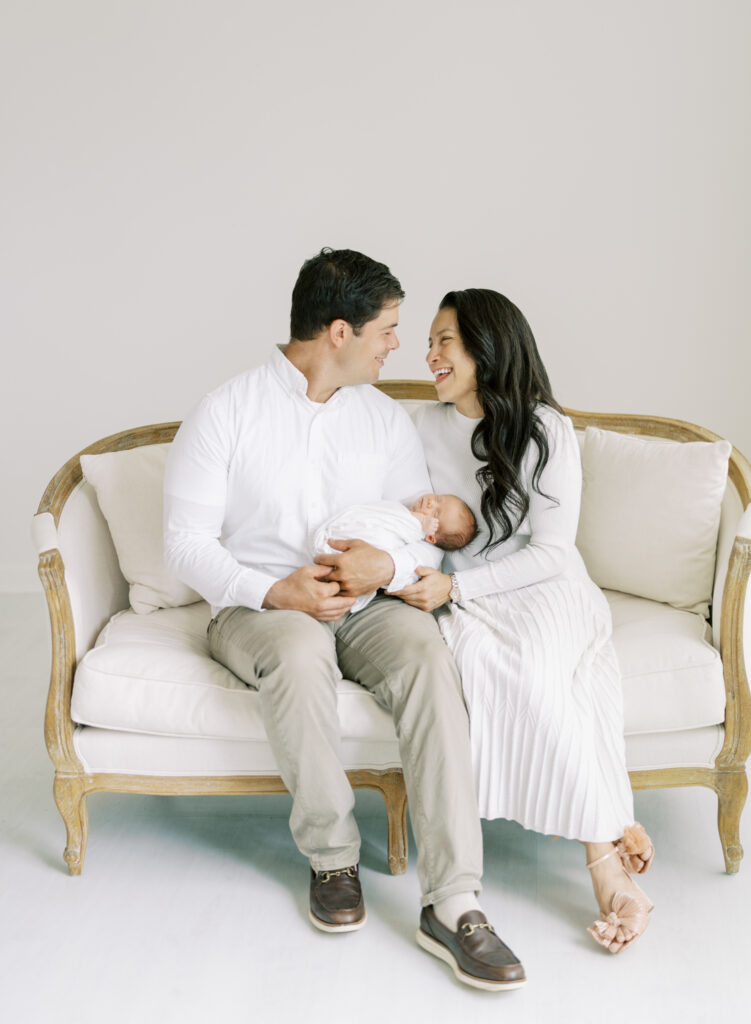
[[33, 381, 751, 877]]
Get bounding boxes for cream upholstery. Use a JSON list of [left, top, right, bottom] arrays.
[[576, 427, 731, 616], [606, 591, 725, 734], [71, 602, 398, 744], [70, 724, 724, 778], [70, 594, 725, 748], [33, 388, 751, 876], [81, 445, 201, 614]]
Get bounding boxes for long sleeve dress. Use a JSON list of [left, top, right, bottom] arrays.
[[413, 401, 635, 842]]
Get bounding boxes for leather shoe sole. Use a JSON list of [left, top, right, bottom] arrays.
[[309, 908, 367, 933]]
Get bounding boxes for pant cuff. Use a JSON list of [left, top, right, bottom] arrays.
[[309, 848, 361, 873], [420, 877, 483, 908]]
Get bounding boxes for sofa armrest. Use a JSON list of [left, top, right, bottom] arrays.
[[716, 504, 751, 771], [36, 543, 81, 773], [33, 483, 129, 662], [34, 424, 178, 777], [34, 477, 130, 775]]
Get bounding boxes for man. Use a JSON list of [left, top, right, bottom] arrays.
[[163, 248, 525, 991]]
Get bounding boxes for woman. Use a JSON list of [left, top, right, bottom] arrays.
[[394, 289, 654, 954]]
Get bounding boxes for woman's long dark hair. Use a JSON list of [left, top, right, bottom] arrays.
[[440, 289, 563, 554]]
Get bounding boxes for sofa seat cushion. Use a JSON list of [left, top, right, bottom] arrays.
[[70, 723, 723, 776], [607, 590, 725, 734], [72, 725, 401, 775], [71, 593, 727, 743], [71, 602, 398, 743]]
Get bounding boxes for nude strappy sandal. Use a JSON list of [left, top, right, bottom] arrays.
[[614, 822, 654, 875], [586, 847, 653, 954]]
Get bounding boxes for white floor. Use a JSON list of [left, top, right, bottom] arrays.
[[2, 592, 750, 1024]]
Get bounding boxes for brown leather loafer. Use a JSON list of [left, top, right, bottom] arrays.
[[417, 907, 526, 991], [309, 865, 366, 933]]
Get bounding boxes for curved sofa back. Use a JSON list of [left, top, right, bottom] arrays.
[[33, 382, 751, 668]]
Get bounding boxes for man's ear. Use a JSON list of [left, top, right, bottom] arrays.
[[328, 318, 350, 349], [425, 531, 437, 544]]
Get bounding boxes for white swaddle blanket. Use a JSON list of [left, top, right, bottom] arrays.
[[312, 500, 424, 613]]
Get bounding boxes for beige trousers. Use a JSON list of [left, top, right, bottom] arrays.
[[208, 595, 483, 905]]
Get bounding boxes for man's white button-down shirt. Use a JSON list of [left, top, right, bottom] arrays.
[[163, 348, 440, 613]]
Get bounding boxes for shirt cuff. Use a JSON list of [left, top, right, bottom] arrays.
[[229, 567, 281, 612], [385, 546, 419, 593], [452, 565, 505, 602]]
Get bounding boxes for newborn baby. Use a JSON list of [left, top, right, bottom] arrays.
[[313, 493, 476, 613], [407, 492, 477, 549]]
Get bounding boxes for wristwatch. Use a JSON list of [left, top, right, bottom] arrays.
[[449, 573, 462, 605]]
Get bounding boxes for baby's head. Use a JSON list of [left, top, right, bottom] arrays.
[[410, 493, 477, 551]]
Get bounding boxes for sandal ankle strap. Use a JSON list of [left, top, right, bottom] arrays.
[[586, 848, 619, 871]]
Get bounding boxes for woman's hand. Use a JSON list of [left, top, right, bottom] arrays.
[[391, 566, 452, 612]]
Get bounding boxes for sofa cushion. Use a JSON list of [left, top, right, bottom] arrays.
[[71, 594, 726, 742], [80, 446, 201, 614], [72, 726, 401, 775], [605, 590, 725, 734], [71, 601, 398, 743], [576, 427, 731, 617], [70, 722, 723, 776]]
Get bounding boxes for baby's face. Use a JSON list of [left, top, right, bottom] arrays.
[[410, 493, 442, 543], [435, 495, 471, 538]]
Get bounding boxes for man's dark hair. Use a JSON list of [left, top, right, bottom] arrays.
[[290, 247, 405, 340]]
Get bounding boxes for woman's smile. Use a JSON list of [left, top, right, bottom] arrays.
[[427, 307, 482, 417]]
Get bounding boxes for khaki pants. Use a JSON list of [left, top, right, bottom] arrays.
[[208, 595, 483, 905]]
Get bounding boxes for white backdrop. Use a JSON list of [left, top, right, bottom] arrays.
[[2, 0, 749, 590]]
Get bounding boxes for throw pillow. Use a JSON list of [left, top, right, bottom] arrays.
[[81, 444, 201, 614], [576, 426, 730, 616]]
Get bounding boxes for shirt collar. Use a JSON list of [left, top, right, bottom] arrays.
[[269, 345, 348, 408], [270, 346, 309, 396]]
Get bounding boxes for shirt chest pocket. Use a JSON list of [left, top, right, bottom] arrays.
[[333, 453, 389, 510]]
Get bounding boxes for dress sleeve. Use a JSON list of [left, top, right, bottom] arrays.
[[163, 394, 278, 611], [456, 409, 582, 600]]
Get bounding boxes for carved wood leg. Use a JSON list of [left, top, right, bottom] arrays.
[[53, 773, 89, 876], [380, 771, 408, 874], [716, 770, 748, 874]]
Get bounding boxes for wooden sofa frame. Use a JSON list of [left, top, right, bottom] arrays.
[[37, 381, 751, 876]]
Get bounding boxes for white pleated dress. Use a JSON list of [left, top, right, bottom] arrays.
[[413, 402, 635, 842]]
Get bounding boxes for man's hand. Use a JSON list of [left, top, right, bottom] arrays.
[[391, 566, 452, 612], [262, 564, 356, 621], [314, 539, 395, 598]]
